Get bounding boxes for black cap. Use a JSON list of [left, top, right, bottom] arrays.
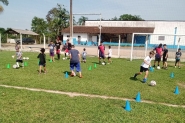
[[163, 44, 167, 46], [178, 48, 181, 50]]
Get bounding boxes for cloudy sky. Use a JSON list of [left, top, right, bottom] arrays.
[[0, 0, 185, 30]]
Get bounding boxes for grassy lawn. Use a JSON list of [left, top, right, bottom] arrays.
[[0, 51, 185, 122]]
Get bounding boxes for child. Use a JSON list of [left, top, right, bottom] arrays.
[[107, 46, 112, 64], [175, 48, 182, 68], [82, 48, 87, 63], [69, 45, 82, 78], [37, 48, 46, 74], [15, 50, 24, 68], [153, 43, 163, 68], [48, 41, 55, 62], [162, 44, 168, 69], [55, 37, 62, 60], [98, 41, 105, 64], [134, 51, 155, 83]]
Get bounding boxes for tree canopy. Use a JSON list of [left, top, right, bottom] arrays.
[[119, 14, 144, 21], [0, 0, 9, 13]]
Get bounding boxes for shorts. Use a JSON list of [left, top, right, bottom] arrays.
[[155, 57, 161, 62], [65, 49, 69, 53], [99, 52, 105, 59], [70, 62, 81, 72], [176, 59, 180, 62], [82, 56, 86, 60], [50, 52, 54, 56], [56, 49, 60, 54], [39, 62, 46, 67], [108, 56, 111, 59], [163, 57, 167, 62], [140, 66, 148, 72], [16, 59, 23, 63]]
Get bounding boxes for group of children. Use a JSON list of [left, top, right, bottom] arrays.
[[134, 43, 182, 83]]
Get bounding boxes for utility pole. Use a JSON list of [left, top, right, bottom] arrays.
[[70, 0, 73, 44]]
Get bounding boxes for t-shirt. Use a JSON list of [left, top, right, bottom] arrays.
[[163, 49, 168, 57], [82, 51, 87, 58], [16, 51, 22, 60], [69, 49, 80, 63], [37, 53, 46, 64], [98, 45, 105, 54], [176, 52, 182, 60], [154, 47, 163, 58], [55, 42, 61, 50], [108, 49, 112, 57], [67, 43, 72, 50], [48, 44, 55, 52], [141, 56, 152, 68]]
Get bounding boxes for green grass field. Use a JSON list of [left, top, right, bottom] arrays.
[[0, 51, 185, 123]]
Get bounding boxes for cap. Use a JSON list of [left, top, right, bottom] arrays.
[[163, 44, 167, 46], [178, 48, 181, 50]]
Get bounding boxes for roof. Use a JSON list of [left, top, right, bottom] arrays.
[[6, 28, 39, 35], [62, 26, 154, 34]]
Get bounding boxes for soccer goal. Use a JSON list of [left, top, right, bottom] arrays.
[[130, 33, 185, 61]]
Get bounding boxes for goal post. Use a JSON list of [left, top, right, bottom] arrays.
[[130, 33, 185, 61]]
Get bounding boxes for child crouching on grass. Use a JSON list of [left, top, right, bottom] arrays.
[[37, 48, 46, 74], [134, 51, 155, 83]]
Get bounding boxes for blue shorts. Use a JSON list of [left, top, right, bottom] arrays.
[[70, 62, 81, 72], [99, 52, 105, 59]]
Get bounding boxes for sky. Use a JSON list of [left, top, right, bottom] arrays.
[[0, 0, 185, 30]]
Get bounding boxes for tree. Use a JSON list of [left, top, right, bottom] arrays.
[[119, 14, 144, 21], [78, 16, 88, 25], [110, 16, 118, 21], [0, 0, 9, 13], [31, 16, 47, 44], [0, 27, 6, 42], [46, 4, 70, 39]]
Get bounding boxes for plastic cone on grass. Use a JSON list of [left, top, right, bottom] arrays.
[[174, 86, 179, 94], [94, 63, 97, 68], [7, 64, 10, 69], [125, 100, 131, 111], [65, 72, 68, 78], [88, 66, 92, 70], [24, 62, 28, 66], [50, 59, 52, 62], [170, 72, 174, 78], [149, 67, 154, 72], [135, 92, 141, 102]]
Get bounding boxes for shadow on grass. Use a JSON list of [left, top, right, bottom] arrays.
[[92, 62, 100, 64], [63, 71, 71, 75], [129, 77, 138, 81]]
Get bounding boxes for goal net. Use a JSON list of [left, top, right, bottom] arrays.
[[130, 33, 185, 61]]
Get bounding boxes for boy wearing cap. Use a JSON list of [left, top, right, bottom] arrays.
[[162, 44, 168, 69], [175, 48, 182, 68], [37, 48, 46, 74]]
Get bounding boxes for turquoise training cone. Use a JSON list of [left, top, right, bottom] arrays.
[[174, 86, 179, 94], [136, 92, 141, 102], [170, 72, 174, 78], [149, 67, 154, 72], [125, 100, 131, 111], [65, 72, 68, 78]]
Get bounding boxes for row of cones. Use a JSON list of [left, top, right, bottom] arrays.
[[125, 88, 180, 111], [6, 62, 28, 68], [88, 63, 97, 70]]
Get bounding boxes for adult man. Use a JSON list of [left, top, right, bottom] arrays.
[[69, 45, 82, 78], [98, 41, 105, 64], [64, 39, 72, 59]]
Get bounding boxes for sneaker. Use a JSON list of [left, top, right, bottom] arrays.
[[142, 78, 147, 83], [134, 74, 137, 78]]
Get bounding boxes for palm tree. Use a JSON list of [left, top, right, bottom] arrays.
[[0, 0, 9, 13], [78, 16, 88, 25]]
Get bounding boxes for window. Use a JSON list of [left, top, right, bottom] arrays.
[[158, 36, 165, 40]]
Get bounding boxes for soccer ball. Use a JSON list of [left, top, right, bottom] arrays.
[[12, 55, 15, 58], [63, 57, 66, 60], [102, 62, 105, 65], [26, 57, 29, 60], [150, 80, 156, 86], [157, 66, 160, 69], [23, 57, 26, 60], [13, 64, 18, 69]]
